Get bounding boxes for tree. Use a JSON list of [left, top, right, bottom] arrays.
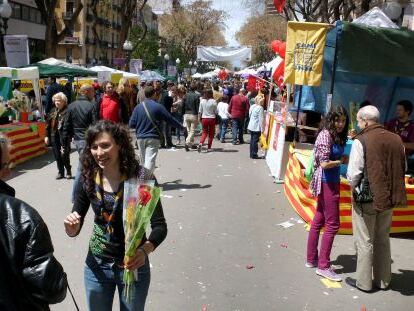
[[241, 0, 383, 23], [34, 0, 83, 57], [236, 14, 287, 64], [159, 0, 228, 64], [283, 0, 384, 23], [130, 27, 160, 70]]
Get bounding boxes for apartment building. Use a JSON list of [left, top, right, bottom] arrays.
[[8, 0, 46, 62], [55, 0, 124, 66]]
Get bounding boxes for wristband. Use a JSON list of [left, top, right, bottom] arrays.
[[139, 246, 148, 257]]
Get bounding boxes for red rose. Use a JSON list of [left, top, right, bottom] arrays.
[[138, 185, 152, 206]]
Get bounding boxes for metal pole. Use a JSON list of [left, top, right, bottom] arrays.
[[327, 27, 339, 114], [294, 85, 303, 142]]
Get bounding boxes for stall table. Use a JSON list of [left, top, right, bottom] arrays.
[[284, 145, 414, 234], [0, 122, 47, 168]]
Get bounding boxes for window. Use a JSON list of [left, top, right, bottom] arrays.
[[22, 5, 29, 20], [29, 7, 37, 23], [11, 2, 21, 19]]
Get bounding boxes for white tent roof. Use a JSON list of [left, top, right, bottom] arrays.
[[89, 65, 139, 78], [353, 7, 399, 29], [39, 57, 90, 71], [201, 71, 217, 78], [235, 68, 257, 75], [256, 56, 283, 72], [192, 73, 203, 78], [0, 66, 39, 80]]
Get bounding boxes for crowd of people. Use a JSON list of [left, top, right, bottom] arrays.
[[44, 76, 270, 178], [4, 70, 413, 309]]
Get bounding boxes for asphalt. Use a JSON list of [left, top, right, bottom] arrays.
[[8, 136, 414, 311]]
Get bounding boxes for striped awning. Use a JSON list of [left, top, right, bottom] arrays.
[[284, 145, 414, 234]]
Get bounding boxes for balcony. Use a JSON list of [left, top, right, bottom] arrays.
[[62, 11, 74, 20]]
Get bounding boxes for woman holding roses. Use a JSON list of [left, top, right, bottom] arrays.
[[63, 120, 167, 311]]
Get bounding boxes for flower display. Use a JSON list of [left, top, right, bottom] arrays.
[[122, 179, 161, 301]]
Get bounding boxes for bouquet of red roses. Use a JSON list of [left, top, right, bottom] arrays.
[[122, 179, 161, 300]]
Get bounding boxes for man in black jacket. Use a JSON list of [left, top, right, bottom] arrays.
[[62, 83, 97, 202], [0, 136, 67, 310]]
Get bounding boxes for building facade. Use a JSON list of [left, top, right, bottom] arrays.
[[55, 0, 124, 66], [8, 0, 46, 62]]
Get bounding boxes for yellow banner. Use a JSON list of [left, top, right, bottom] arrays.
[[284, 22, 330, 86]]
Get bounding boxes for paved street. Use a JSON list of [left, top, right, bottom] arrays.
[[8, 138, 414, 311]]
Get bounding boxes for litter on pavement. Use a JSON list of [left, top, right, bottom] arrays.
[[277, 221, 295, 229]]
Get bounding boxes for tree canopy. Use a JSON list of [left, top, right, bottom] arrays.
[[236, 14, 287, 64], [159, 0, 228, 64]]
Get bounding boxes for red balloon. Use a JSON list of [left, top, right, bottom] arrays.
[[278, 42, 286, 58], [271, 40, 281, 53]]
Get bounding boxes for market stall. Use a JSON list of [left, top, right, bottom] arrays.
[[284, 146, 414, 234], [0, 66, 46, 167], [270, 9, 414, 234]]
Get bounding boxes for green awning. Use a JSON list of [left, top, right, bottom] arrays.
[[338, 22, 414, 78], [22, 63, 97, 78]]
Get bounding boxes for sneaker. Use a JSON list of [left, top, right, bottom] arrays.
[[197, 144, 202, 153], [305, 261, 317, 268], [56, 173, 64, 180], [316, 267, 342, 282], [185, 144, 189, 152]]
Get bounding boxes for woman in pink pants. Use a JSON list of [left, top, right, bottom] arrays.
[[307, 105, 349, 282]]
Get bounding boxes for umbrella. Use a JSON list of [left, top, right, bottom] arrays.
[[139, 70, 165, 82]]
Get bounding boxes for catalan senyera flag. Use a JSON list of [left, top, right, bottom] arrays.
[[284, 22, 330, 86]]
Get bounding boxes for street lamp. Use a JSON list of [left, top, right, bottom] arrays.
[[123, 40, 133, 71], [175, 58, 180, 82], [0, 0, 12, 66], [164, 53, 170, 76]]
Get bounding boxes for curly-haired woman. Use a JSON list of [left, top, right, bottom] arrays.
[[63, 120, 167, 311], [307, 105, 349, 282]]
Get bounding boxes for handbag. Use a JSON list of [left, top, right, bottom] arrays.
[[354, 136, 374, 203], [142, 102, 164, 141], [305, 151, 315, 183]]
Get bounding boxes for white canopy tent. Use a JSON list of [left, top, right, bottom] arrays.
[[0, 66, 41, 110], [192, 73, 203, 78], [89, 65, 139, 79], [235, 67, 257, 76], [255, 56, 283, 73]]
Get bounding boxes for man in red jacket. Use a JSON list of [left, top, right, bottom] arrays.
[[97, 81, 128, 124], [228, 87, 250, 144]]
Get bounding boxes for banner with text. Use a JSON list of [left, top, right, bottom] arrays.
[[284, 22, 329, 86], [197, 46, 252, 62], [4, 35, 30, 67]]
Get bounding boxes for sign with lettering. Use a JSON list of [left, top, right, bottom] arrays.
[[284, 22, 329, 86]]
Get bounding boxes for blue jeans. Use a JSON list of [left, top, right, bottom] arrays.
[[231, 118, 245, 144], [250, 131, 260, 158], [72, 140, 86, 203], [84, 253, 151, 311], [220, 118, 229, 141]]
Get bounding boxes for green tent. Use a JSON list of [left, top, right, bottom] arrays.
[[338, 22, 414, 78], [25, 63, 97, 78]]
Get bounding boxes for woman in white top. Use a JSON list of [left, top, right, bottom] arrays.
[[198, 89, 218, 152], [247, 96, 265, 159], [217, 94, 231, 142]]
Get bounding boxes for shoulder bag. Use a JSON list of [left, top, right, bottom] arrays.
[[354, 136, 374, 203], [142, 101, 164, 141]]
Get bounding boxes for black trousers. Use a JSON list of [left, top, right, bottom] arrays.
[[51, 133, 71, 175], [250, 131, 260, 158]]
